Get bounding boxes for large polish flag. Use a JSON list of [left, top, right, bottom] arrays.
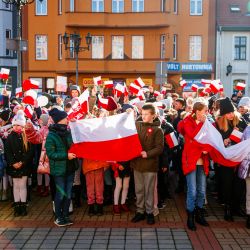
[[194, 119, 250, 166], [69, 112, 142, 161]]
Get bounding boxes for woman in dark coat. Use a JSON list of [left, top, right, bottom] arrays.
[[5, 110, 34, 216]]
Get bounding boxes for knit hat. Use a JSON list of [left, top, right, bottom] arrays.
[[70, 85, 81, 96], [238, 97, 250, 109], [12, 110, 26, 127], [0, 109, 12, 122], [219, 97, 235, 116], [49, 108, 67, 124], [40, 114, 49, 126]]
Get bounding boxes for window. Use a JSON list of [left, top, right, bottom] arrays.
[[161, 0, 166, 12], [92, 36, 104, 59], [174, 0, 178, 14], [132, 36, 144, 59], [112, 0, 124, 13], [70, 0, 74, 12], [234, 36, 247, 60], [36, 0, 47, 15], [190, 0, 202, 15], [189, 36, 202, 60], [132, 0, 144, 12], [160, 35, 166, 59], [58, 0, 62, 14], [70, 38, 75, 58], [112, 36, 124, 59], [230, 4, 240, 12], [6, 29, 11, 56], [36, 35, 48, 60], [58, 34, 63, 60], [92, 0, 104, 12], [173, 34, 177, 60]]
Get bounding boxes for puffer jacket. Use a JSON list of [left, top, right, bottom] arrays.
[[238, 126, 250, 179], [177, 115, 210, 176], [130, 118, 164, 172]]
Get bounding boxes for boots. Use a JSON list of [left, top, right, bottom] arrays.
[[96, 204, 103, 216], [41, 186, 49, 197], [113, 205, 121, 215], [246, 215, 250, 229], [187, 210, 196, 231], [37, 185, 43, 196], [224, 205, 234, 222], [88, 204, 96, 216], [20, 202, 27, 216], [195, 207, 209, 226], [14, 202, 21, 217]]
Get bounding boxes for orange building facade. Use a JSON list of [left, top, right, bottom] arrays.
[[22, 0, 216, 93]]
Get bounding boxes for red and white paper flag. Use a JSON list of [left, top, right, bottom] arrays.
[[137, 89, 146, 100], [161, 87, 167, 95], [229, 129, 243, 143], [22, 79, 40, 92], [191, 84, 199, 92], [210, 80, 221, 94], [104, 80, 114, 89], [98, 95, 109, 110], [165, 132, 179, 148], [180, 80, 187, 88], [154, 91, 161, 97], [236, 82, 246, 91], [67, 89, 89, 120], [15, 87, 22, 98], [24, 105, 34, 119], [69, 112, 142, 161], [114, 84, 125, 97], [22, 96, 35, 106], [154, 102, 164, 109], [129, 83, 141, 95], [93, 76, 102, 85], [134, 77, 145, 88], [0, 68, 10, 80], [201, 79, 211, 85]]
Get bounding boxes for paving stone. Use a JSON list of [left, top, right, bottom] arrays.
[[108, 244, 125, 249], [23, 243, 41, 248], [91, 244, 108, 249], [56, 243, 75, 249], [74, 244, 91, 249], [40, 243, 58, 249]]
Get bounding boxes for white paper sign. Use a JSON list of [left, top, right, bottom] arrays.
[[56, 76, 67, 92]]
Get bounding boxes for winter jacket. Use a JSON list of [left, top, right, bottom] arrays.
[[45, 125, 78, 176], [130, 118, 164, 172], [82, 159, 109, 175], [177, 115, 210, 176], [5, 131, 34, 178]]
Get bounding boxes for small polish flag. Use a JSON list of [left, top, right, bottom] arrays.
[[130, 83, 141, 95], [154, 91, 161, 97], [24, 105, 34, 119], [134, 77, 145, 88], [22, 96, 35, 106], [229, 129, 243, 143], [236, 82, 246, 91], [22, 79, 39, 91], [137, 90, 146, 100], [199, 90, 206, 97], [201, 79, 211, 85], [219, 84, 224, 92], [161, 87, 167, 95], [210, 80, 221, 94], [15, 87, 22, 98], [180, 80, 187, 88], [165, 132, 179, 148], [93, 76, 102, 85], [114, 84, 125, 97], [0, 68, 10, 80], [130, 97, 141, 105], [98, 95, 109, 110], [124, 86, 129, 97], [154, 102, 164, 109], [191, 84, 199, 92], [104, 80, 114, 89], [205, 87, 212, 93]]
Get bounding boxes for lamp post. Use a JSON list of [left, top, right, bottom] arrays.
[[2, 0, 36, 88], [63, 32, 92, 86]]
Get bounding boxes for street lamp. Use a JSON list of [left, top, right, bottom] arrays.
[[226, 63, 232, 76], [2, 0, 36, 88], [63, 32, 92, 86]]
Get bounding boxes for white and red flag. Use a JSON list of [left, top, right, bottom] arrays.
[[165, 132, 179, 148], [154, 91, 161, 97], [67, 89, 89, 120], [137, 89, 146, 100], [201, 79, 211, 85], [69, 112, 142, 161], [104, 80, 114, 89], [236, 82, 246, 91], [114, 83, 125, 97], [180, 80, 187, 88], [93, 76, 102, 85], [24, 105, 34, 119], [15, 87, 22, 98], [191, 84, 199, 92], [194, 119, 250, 167], [229, 129, 243, 143], [22, 79, 39, 91], [129, 83, 141, 95], [210, 79, 221, 94], [161, 87, 167, 95], [134, 77, 145, 88], [0, 68, 10, 80]]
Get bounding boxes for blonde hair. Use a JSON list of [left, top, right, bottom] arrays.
[[21, 131, 29, 152], [216, 111, 241, 132]]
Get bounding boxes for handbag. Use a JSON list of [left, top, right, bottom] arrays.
[[37, 140, 50, 175]]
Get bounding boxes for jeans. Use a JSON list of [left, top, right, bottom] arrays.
[[54, 174, 74, 219], [186, 165, 206, 212]]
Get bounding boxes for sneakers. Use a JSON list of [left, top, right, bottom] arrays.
[[64, 217, 74, 226], [153, 207, 159, 217], [54, 218, 67, 227], [131, 212, 145, 223], [147, 213, 155, 225]]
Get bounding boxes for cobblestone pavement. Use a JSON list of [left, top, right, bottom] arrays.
[[0, 192, 250, 249]]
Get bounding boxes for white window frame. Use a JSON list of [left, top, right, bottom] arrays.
[[190, 0, 202, 16], [132, 36, 144, 59], [35, 35, 48, 60], [112, 36, 124, 59], [58, 0, 62, 14], [112, 0, 124, 13], [92, 0, 104, 12], [92, 36, 104, 59], [189, 35, 202, 61], [173, 34, 177, 60], [132, 0, 144, 12], [35, 0, 47, 16], [58, 34, 63, 60], [174, 0, 178, 14], [160, 34, 166, 59], [70, 0, 74, 12]]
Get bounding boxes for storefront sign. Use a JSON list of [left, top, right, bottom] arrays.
[[183, 79, 204, 92], [167, 63, 181, 72], [82, 78, 109, 86], [126, 78, 153, 86], [166, 62, 213, 73]]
